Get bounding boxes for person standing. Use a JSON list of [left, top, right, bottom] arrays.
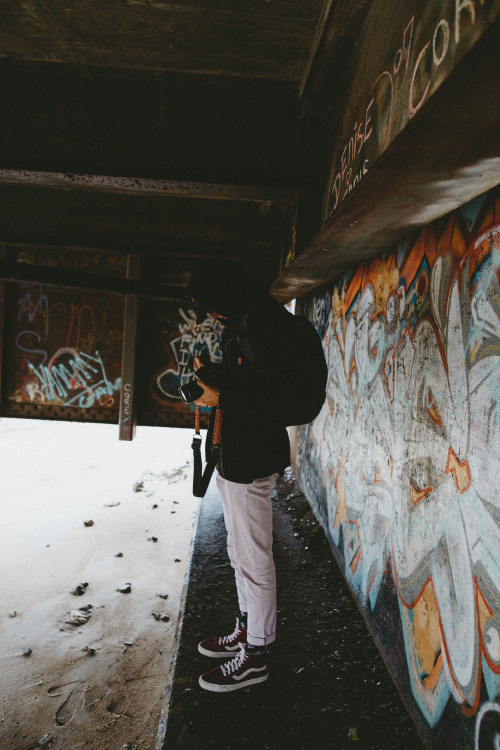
[[187, 259, 326, 693]]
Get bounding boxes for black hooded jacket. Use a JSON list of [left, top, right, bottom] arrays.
[[188, 261, 293, 484]]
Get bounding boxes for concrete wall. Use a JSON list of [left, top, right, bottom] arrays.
[[295, 186, 500, 748]]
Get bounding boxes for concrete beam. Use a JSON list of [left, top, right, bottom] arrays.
[[0, 169, 298, 204], [0, 260, 183, 301], [273, 11, 500, 302]]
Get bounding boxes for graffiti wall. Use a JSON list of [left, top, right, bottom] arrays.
[[138, 299, 223, 428], [0, 248, 223, 428], [296, 186, 500, 748], [3, 285, 124, 421], [0, 247, 127, 422]]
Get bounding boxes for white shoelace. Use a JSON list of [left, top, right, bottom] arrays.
[[218, 619, 242, 645], [220, 645, 246, 677]]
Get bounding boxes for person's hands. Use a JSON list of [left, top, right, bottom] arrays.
[[193, 359, 220, 406], [194, 381, 220, 407]]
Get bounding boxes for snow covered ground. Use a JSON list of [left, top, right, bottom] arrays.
[[0, 418, 200, 750]]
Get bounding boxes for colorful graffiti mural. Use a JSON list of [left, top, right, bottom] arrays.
[[2, 277, 222, 426], [156, 308, 223, 401], [5, 280, 123, 412], [298, 187, 500, 741]]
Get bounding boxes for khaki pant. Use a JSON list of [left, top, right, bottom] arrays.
[[216, 471, 279, 647]]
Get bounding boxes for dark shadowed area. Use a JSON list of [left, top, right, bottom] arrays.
[[162, 470, 425, 750]]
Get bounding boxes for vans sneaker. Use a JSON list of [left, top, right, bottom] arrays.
[[198, 617, 247, 658], [199, 645, 268, 692]]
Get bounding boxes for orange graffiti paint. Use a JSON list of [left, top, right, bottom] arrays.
[[445, 447, 471, 494]]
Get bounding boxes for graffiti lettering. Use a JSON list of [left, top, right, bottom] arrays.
[[16, 285, 50, 366], [326, 14, 415, 213], [327, 0, 492, 216], [66, 303, 96, 351], [18, 284, 49, 338], [122, 382, 132, 417], [26, 349, 120, 408], [408, 0, 488, 118], [432, 19, 451, 67], [409, 42, 431, 118], [15, 330, 48, 367], [397, 17, 414, 74], [157, 309, 222, 401], [11, 282, 121, 411], [455, 0, 476, 43]]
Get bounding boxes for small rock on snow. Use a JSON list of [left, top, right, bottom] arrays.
[[71, 582, 89, 596], [65, 610, 91, 625], [152, 612, 170, 622]]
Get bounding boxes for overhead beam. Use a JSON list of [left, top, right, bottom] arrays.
[[0, 62, 299, 188], [0, 169, 299, 204], [0, 260, 184, 301], [272, 12, 500, 302], [2, 241, 272, 263], [0, 0, 323, 81], [0, 182, 291, 256]]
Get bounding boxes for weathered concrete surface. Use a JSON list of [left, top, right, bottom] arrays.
[[161, 472, 424, 750], [273, 4, 500, 303]]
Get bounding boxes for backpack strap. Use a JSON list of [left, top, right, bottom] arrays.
[[191, 406, 222, 498]]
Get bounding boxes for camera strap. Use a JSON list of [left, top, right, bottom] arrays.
[[191, 406, 222, 498]]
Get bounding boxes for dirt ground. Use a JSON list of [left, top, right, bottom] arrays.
[[0, 419, 200, 750]]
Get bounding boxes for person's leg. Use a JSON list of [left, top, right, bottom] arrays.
[[198, 472, 279, 692], [197, 472, 248, 659], [216, 473, 278, 648], [216, 472, 248, 618]]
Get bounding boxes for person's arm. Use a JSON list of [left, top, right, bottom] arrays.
[[192, 357, 220, 407]]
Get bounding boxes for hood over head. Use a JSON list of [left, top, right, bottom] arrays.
[[187, 259, 265, 323]]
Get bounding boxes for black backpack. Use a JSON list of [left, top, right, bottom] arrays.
[[279, 314, 328, 426], [191, 310, 328, 497], [241, 307, 328, 427]]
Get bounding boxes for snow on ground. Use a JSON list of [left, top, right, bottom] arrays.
[[0, 418, 200, 750]]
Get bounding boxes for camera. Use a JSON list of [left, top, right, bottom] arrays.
[[178, 378, 205, 404], [178, 353, 222, 404]]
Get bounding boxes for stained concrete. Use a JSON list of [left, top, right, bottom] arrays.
[[161, 471, 425, 750]]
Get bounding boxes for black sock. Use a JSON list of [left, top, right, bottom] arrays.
[[246, 643, 267, 655], [239, 611, 247, 630]]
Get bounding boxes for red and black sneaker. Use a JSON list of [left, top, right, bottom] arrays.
[[199, 645, 268, 692], [198, 618, 247, 658]]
